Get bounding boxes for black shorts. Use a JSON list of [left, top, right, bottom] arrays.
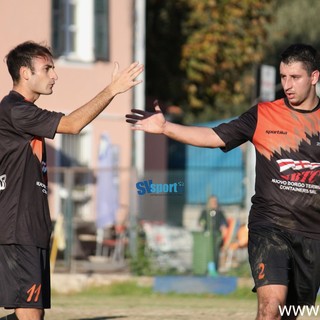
[[248, 226, 320, 306], [0, 244, 51, 309]]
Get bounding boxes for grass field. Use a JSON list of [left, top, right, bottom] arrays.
[[0, 280, 257, 320], [47, 282, 258, 320], [1, 279, 319, 319]]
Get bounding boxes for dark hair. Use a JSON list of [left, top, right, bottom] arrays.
[[5, 41, 53, 83], [280, 43, 320, 75]]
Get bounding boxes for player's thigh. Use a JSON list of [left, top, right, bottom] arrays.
[[256, 284, 288, 304], [15, 308, 44, 320], [256, 284, 288, 318]]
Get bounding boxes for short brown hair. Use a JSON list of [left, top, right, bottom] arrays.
[[5, 41, 53, 83]]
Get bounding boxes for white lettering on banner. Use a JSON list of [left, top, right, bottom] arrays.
[[272, 178, 318, 194], [36, 181, 48, 194], [279, 305, 320, 317]]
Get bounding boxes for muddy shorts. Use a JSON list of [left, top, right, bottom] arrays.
[[0, 244, 51, 309], [248, 226, 320, 306]]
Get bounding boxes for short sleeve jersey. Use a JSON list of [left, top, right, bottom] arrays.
[[0, 91, 64, 248], [213, 98, 320, 239]]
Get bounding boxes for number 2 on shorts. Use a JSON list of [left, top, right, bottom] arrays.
[[258, 262, 265, 280]]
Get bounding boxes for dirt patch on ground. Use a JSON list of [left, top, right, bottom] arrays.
[[47, 295, 258, 320]]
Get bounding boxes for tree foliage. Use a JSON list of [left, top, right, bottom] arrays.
[[180, 0, 275, 121], [146, 0, 275, 123], [264, 0, 320, 66], [145, 1, 189, 108]]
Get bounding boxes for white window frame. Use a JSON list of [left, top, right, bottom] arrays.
[[52, 0, 108, 62]]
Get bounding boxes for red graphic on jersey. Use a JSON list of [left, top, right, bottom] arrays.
[[253, 100, 319, 160], [30, 137, 43, 162], [277, 159, 320, 172], [277, 159, 320, 184], [30, 136, 48, 184], [281, 170, 320, 184]]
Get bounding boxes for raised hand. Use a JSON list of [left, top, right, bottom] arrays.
[[126, 100, 166, 134], [109, 61, 144, 95]]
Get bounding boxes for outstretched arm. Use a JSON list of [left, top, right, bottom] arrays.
[[126, 101, 225, 148], [57, 61, 144, 134]]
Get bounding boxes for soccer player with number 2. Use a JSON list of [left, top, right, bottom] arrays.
[[126, 44, 320, 320]]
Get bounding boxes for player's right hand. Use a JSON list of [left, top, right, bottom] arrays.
[[125, 100, 166, 134]]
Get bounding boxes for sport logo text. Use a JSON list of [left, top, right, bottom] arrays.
[[136, 179, 185, 196]]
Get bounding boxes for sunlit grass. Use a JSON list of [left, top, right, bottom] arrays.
[[52, 278, 255, 300]]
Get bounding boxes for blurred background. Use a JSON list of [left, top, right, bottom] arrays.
[[0, 0, 319, 277]]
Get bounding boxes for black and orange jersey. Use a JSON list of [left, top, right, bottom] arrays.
[[0, 91, 64, 248], [213, 98, 320, 239]]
